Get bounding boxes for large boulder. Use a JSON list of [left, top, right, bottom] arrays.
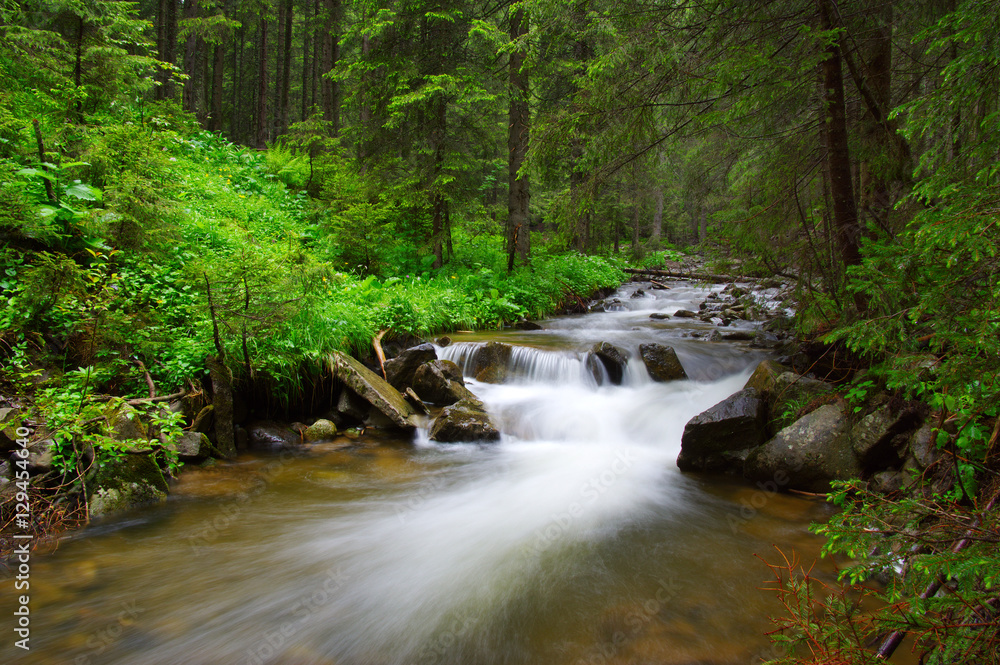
[[744, 404, 862, 493], [673, 309, 698, 318], [26, 438, 57, 473], [587, 342, 629, 385], [429, 399, 501, 443], [743, 360, 787, 396], [639, 343, 688, 382], [908, 422, 939, 468], [770, 372, 834, 429], [88, 450, 169, 518], [413, 360, 476, 405], [472, 342, 514, 384], [677, 388, 768, 473], [335, 388, 370, 422], [384, 343, 438, 391], [328, 351, 421, 429], [850, 403, 918, 472]]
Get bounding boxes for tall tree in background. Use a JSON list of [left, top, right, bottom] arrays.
[[506, 2, 530, 270], [156, 0, 179, 100]]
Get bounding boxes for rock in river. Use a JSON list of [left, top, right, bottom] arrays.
[[587, 341, 629, 385], [384, 343, 438, 390], [428, 399, 501, 443], [638, 343, 688, 382], [677, 388, 768, 473], [744, 403, 862, 493], [413, 359, 476, 405], [328, 351, 421, 430]]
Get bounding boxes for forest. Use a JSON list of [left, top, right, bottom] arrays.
[[2, 0, 1000, 662]]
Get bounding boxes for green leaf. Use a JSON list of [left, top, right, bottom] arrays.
[[63, 182, 103, 202]]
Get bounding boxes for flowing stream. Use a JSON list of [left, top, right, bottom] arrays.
[[12, 282, 837, 665]]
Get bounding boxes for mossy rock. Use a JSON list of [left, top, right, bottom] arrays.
[[103, 403, 150, 445], [743, 359, 787, 396], [305, 419, 338, 442], [88, 451, 168, 518]]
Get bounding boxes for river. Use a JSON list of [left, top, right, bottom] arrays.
[[12, 281, 836, 665]]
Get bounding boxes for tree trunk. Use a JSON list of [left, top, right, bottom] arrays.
[[817, 0, 862, 275], [209, 40, 224, 131], [280, 0, 292, 136], [274, 0, 287, 137], [431, 94, 447, 268], [255, 15, 269, 149], [652, 188, 663, 242], [320, 0, 341, 135], [358, 9, 372, 166], [506, 6, 530, 272], [74, 15, 84, 121], [164, 0, 178, 99], [569, 32, 592, 253], [301, 0, 311, 122], [182, 0, 203, 118], [855, 1, 894, 233], [233, 22, 244, 141]]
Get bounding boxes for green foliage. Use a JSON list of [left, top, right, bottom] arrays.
[[765, 481, 1000, 665]]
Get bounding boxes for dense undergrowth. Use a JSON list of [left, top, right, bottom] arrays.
[[0, 113, 624, 482]]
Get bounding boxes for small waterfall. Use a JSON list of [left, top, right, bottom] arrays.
[[439, 342, 611, 386]]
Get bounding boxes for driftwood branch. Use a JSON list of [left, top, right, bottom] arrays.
[[373, 329, 388, 379]]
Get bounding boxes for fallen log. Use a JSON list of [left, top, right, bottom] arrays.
[[624, 268, 745, 283], [624, 268, 793, 284]]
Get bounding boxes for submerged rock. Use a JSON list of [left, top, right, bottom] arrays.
[[677, 388, 768, 473], [429, 399, 500, 443], [247, 420, 301, 449], [744, 404, 862, 493], [638, 343, 688, 382]]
